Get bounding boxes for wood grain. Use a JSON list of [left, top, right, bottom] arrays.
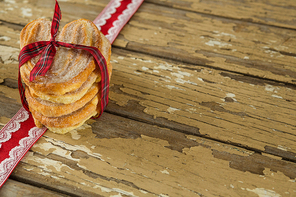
[[147, 0, 296, 29], [0, 90, 295, 196], [108, 49, 296, 157], [1, 1, 296, 84], [1, 47, 296, 159], [0, 0, 109, 26], [116, 3, 296, 84], [1, 0, 296, 196], [0, 179, 68, 197]]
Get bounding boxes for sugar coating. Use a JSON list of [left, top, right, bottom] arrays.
[[20, 18, 112, 133], [29, 70, 99, 104], [23, 19, 98, 84]]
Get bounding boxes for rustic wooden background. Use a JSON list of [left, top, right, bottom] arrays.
[[0, 0, 296, 196]]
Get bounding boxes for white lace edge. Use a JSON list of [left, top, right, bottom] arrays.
[[93, 0, 144, 44], [0, 107, 29, 148], [106, 0, 144, 43], [93, 0, 122, 31], [0, 126, 46, 187]]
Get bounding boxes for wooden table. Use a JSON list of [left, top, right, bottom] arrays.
[[1, 0, 296, 196]]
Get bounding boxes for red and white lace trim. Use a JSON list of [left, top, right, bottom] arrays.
[[94, 0, 144, 44], [0, 108, 29, 147], [0, 0, 144, 188], [0, 127, 46, 185]]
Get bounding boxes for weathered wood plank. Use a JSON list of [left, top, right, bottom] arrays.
[[147, 0, 296, 29], [108, 49, 296, 155], [1, 1, 296, 195], [1, 1, 296, 84], [4, 0, 295, 30], [0, 0, 109, 26], [1, 47, 296, 160], [116, 3, 296, 84], [0, 179, 68, 197], [0, 91, 295, 196]]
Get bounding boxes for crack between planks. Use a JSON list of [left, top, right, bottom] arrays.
[[105, 108, 261, 152], [145, 1, 296, 31], [8, 174, 79, 197], [18, 143, 159, 196], [105, 109, 296, 164], [2, 1, 296, 31], [114, 45, 296, 88], [1, 19, 296, 162], [1, 18, 296, 87], [1, 76, 296, 163]]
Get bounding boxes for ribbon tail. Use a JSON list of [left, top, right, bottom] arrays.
[[18, 41, 50, 68], [87, 47, 109, 117], [18, 71, 29, 111]]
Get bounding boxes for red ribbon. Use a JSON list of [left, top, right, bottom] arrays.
[[18, 0, 109, 117]]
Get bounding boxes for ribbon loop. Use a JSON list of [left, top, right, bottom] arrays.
[[51, 0, 61, 38], [29, 43, 57, 82]]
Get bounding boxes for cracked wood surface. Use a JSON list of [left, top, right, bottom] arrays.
[[0, 179, 68, 197], [0, 88, 296, 196], [1, 49, 296, 196], [1, 47, 295, 156], [0, 0, 296, 196], [147, 0, 296, 29], [1, 0, 296, 84]]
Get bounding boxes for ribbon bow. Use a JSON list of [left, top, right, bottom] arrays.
[[18, 0, 109, 118]]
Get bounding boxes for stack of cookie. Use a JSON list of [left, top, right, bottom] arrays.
[[19, 18, 112, 134]]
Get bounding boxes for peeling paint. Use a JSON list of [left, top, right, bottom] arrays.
[[271, 95, 283, 99], [4, 0, 16, 3], [111, 60, 118, 63], [160, 170, 170, 175], [21, 7, 32, 17], [277, 145, 288, 151], [142, 66, 149, 71], [110, 194, 122, 197], [70, 130, 81, 140], [112, 189, 135, 197], [0, 36, 11, 41], [32, 141, 79, 161], [165, 85, 184, 90], [249, 105, 256, 109], [205, 40, 232, 47], [0, 45, 19, 64], [154, 63, 174, 71], [222, 93, 237, 102], [22, 152, 72, 172], [44, 137, 103, 160], [213, 31, 237, 39], [246, 188, 281, 197], [265, 85, 275, 92], [198, 78, 204, 82], [139, 190, 148, 194], [175, 78, 197, 85], [167, 107, 180, 114], [226, 93, 236, 98]]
